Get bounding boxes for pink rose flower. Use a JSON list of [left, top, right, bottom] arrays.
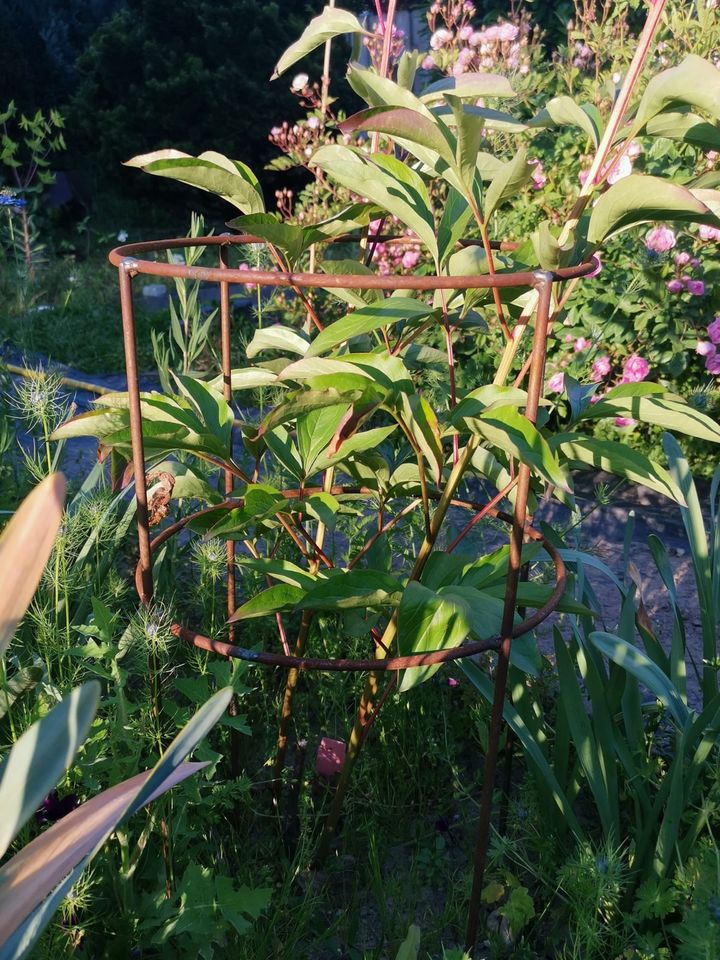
[[591, 356, 611, 381], [238, 262, 256, 291], [497, 22, 519, 42], [614, 417, 636, 428], [699, 224, 720, 242], [574, 337, 591, 352], [530, 159, 546, 190], [696, 341, 716, 357], [674, 252, 690, 267], [645, 225, 676, 253], [707, 317, 720, 344], [401, 250, 420, 270], [621, 354, 650, 383], [421, 55, 435, 70], [606, 154, 633, 185], [686, 280, 705, 296], [666, 279, 684, 294], [546, 372, 565, 393], [706, 354, 720, 375]]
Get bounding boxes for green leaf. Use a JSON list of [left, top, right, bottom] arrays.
[[319, 258, 384, 307], [587, 175, 720, 245], [246, 325, 310, 359], [297, 404, 348, 475], [634, 55, 720, 130], [124, 151, 263, 214], [207, 367, 278, 391], [173, 373, 233, 450], [263, 425, 304, 481], [460, 658, 583, 837], [579, 386, 720, 443], [645, 112, 720, 152], [201, 483, 289, 539], [347, 63, 434, 115], [400, 393, 444, 484], [483, 147, 531, 220], [420, 73, 515, 102], [497, 886, 535, 936], [272, 6, 367, 78], [313, 424, 398, 471], [0, 474, 65, 657], [531, 220, 577, 271], [529, 96, 601, 147], [397, 51, 424, 91], [664, 434, 717, 705], [311, 145, 438, 262], [338, 106, 456, 167], [551, 434, 686, 504], [589, 631, 689, 729], [395, 925, 421, 960], [451, 384, 528, 428], [236, 557, 318, 591], [0, 682, 100, 858], [434, 103, 527, 135], [437, 188, 473, 265], [297, 569, 403, 610], [228, 584, 305, 622], [443, 95, 485, 196], [303, 492, 341, 530], [467, 406, 571, 493], [259, 388, 367, 436], [226, 214, 306, 265], [397, 582, 471, 692], [0, 667, 42, 722], [0, 690, 231, 956], [306, 298, 435, 357], [554, 636, 618, 838]]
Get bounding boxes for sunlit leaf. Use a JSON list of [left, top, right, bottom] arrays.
[[272, 6, 368, 78]]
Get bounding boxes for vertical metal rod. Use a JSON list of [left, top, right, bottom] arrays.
[[119, 260, 153, 605], [464, 274, 553, 952], [220, 241, 242, 779], [121, 260, 173, 898]]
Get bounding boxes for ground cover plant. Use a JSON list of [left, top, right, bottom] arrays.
[[1, 1, 720, 959]]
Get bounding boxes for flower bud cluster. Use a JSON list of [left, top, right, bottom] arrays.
[[424, 2, 533, 77]]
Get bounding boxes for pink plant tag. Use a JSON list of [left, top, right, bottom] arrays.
[[315, 737, 346, 778]]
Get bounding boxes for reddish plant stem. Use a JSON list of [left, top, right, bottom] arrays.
[[349, 498, 422, 569], [266, 243, 324, 331], [446, 476, 520, 554]]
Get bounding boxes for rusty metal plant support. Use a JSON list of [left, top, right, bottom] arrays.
[[110, 234, 596, 953]]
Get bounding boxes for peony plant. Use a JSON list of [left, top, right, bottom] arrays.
[[52, 4, 720, 941]]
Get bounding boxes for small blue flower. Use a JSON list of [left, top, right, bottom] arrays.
[[0, 192, 27, 209]]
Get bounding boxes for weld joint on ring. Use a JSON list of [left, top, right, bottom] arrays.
[[120, 257, 140, 275]]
